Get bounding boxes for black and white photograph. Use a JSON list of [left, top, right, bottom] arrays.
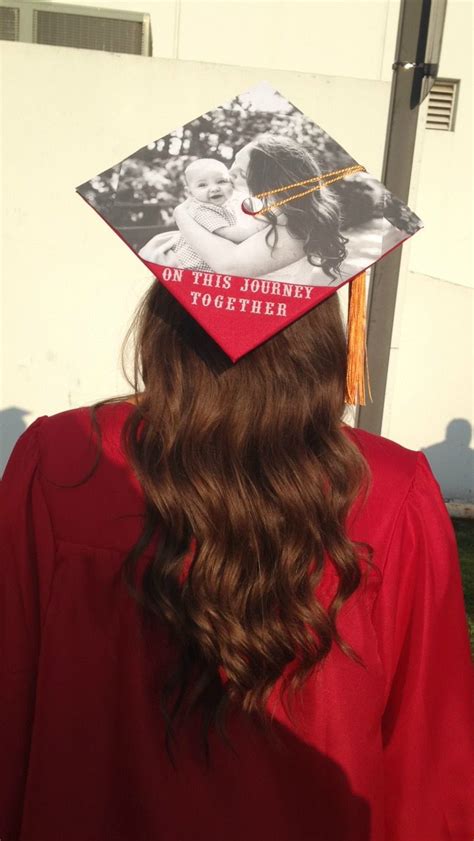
[[77, 81, 422, 288]]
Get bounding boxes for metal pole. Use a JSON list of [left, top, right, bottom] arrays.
[[357, 0, 447, 434]]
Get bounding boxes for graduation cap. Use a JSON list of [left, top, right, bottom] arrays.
[[77, 80, 423, 404]]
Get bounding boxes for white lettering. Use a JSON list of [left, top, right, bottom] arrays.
[[187, 290, 289, 316]]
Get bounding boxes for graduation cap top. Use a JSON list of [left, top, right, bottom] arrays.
[[77, 80, 422, 400]]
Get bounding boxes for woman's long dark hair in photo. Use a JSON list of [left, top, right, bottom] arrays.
[[91, 282, 375, 764], [246, 134, 349, 281]]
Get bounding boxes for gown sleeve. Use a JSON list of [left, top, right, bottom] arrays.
[[371, 452, 474, 841], [0, 417, 55, 841]]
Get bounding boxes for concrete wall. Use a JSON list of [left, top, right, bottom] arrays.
[[45, 0, 400, 81]]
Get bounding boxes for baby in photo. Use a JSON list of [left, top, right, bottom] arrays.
[[171, 158, 267, 271]]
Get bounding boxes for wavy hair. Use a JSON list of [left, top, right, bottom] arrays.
[[245, 134, 349, 281], [91, 282, 374, 764]]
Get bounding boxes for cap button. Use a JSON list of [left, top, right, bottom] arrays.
[[241, 196, 265, 215]]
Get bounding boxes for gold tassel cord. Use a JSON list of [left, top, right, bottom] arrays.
[[345, 271, 372, 406], [251, 165, 366, 216]]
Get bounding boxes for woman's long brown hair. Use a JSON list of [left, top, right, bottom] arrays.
[[91, 281, 374, 765]]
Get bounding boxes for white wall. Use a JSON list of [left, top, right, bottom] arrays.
[[0, 41, 391, 472], [409, 0, 472, 288], [46, 0, 400, 81], [382, 0, 473, 501]]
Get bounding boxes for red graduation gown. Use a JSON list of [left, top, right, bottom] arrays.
[[1, 401, 473, 841]]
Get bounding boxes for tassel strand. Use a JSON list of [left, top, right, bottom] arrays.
[[345, 271, 372, 406]]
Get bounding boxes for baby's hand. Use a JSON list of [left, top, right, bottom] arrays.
[[216, 214, 269, 244], [249, 214, 270, 231]]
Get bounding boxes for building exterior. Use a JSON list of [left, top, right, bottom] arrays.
[[1, 0, 472, 501]]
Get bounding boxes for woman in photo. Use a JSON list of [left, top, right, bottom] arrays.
[[172, 134, 351, 284]]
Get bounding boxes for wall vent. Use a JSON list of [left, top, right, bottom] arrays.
[[0, 1, 152, 56], [426, 79, 459, 131], [0, 5, 19, 40]]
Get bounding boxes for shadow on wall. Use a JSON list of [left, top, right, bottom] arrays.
[[0, 407, 30, 477], [422, 419, 474, 503]]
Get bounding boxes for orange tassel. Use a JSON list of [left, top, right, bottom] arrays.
[[345, 271, 372, 406]]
